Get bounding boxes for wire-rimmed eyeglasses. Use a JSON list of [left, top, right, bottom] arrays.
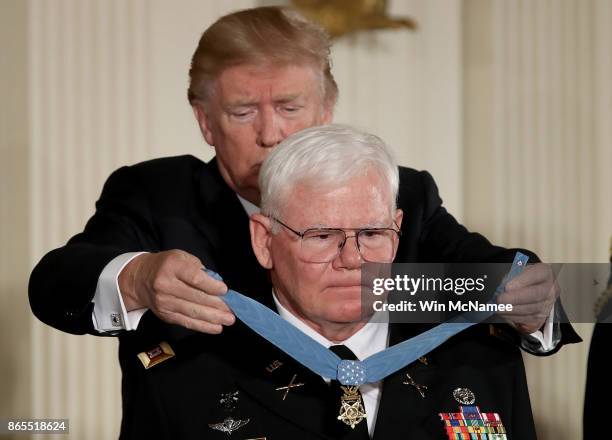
[[272, 217, 401, 263]]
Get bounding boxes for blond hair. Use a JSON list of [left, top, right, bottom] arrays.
[[187, 6, 338, 106]]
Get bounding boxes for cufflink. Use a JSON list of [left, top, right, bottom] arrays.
[[110, 313, 122, 327]]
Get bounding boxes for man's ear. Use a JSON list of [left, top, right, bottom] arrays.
[[192, 102, 215, 146], [391, 208, 404, 258], [250, 213, 274, 269]]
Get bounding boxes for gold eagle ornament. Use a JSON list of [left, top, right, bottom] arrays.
[[291, 0, 416, 38]]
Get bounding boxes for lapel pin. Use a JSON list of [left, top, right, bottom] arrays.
[[275, 374, 305, 400], [137, 341, 175, 369], [209, 417, 250, 435], [219, 391, 240, 411], [418, 356, 429, 366], [453, 387, 475, 405], [403, 372, 428, 398], [265, 360, 283, 373]]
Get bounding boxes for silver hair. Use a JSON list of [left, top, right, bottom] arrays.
[[259, 124, 399, 226]]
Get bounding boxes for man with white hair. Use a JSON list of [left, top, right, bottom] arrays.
[[125, 125, 536, 439], [30, 6, 572, 347]]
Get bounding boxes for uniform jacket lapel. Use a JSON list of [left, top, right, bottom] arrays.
[[372, 323, 443, 439], [196, 159, 270, 301], [236, 358, 337, 439]]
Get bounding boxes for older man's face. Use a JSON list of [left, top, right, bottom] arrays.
[[251, 171, 402, 336], [193, 63, 333, 204]]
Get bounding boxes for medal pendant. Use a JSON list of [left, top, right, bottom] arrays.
[[337, 386, 367, 429]]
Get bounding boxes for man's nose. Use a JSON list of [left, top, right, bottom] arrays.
[[334, 235, 362, 269], [257, 108, 283, 148]]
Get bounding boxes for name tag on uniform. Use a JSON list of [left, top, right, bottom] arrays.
[[137, 341, 175, 369]]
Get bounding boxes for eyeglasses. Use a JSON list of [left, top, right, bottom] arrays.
[[272, 217, 401, 263]]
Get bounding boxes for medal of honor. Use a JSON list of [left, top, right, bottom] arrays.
[[439, 387, 508, 439], [337, 386, 367, 429], [205, 254, 526, 435]]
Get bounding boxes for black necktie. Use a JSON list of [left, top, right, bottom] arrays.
[[329, 345, 370, 439]]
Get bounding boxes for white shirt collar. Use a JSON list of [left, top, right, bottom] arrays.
[[273, 292, 389, 370]]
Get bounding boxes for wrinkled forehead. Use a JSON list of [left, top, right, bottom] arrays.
[[279, 173, 394, 228], [212, 62, 325, 102]]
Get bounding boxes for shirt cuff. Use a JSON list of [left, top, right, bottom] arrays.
[[92, 252, 149, 332], [520, 305, 560, 353]]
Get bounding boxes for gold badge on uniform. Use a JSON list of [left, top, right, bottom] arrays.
[[275, 374, 305, 400], [265, 360, 283, 373], [137, 341, 175, 369], [403, 372, 428, 398], [337, 386, 367, 429]]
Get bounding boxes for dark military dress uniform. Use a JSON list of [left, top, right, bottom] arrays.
[[29, 155, 580, 438], [120, 313, 536, 439]]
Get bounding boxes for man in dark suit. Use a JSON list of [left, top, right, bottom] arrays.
[[29, 5, 573, 346], [28, 6, 578, 434], [115, 124, 537, 439]]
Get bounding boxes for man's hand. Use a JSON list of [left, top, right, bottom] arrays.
[[496, 263, 559, 334], [119, 250, 235, 333]]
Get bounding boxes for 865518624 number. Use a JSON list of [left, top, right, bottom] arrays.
[[2, 419, 68, 434]]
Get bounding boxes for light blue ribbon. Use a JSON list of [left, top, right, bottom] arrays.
[[209, 252, 528, 385]]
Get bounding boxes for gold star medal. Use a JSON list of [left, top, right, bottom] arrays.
[[337, 386, 367, 429]]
